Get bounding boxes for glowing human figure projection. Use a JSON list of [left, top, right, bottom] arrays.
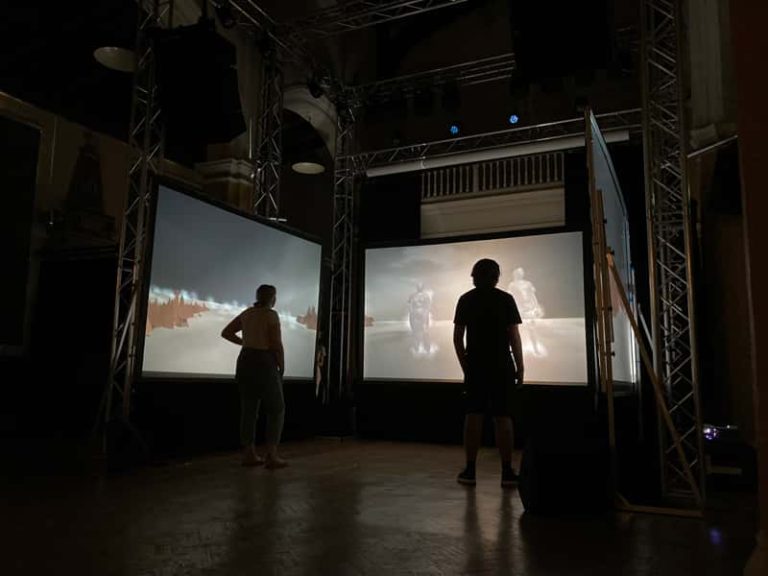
[[507, 267, 547, 357], [408, 283, 437, 357]]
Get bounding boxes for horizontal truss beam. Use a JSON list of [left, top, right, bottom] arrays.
[[288, 0, 470, 38], [348, 109, 641, 169], [348, 53, 516, 102]]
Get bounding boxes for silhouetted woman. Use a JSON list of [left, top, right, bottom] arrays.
[[222, 284, 287, 468]]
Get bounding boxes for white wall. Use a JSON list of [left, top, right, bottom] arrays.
[[420, 187, 565, 239]]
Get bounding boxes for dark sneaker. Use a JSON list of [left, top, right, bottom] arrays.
[[457, 468, 476, 486], [501, 469, 519, 488]]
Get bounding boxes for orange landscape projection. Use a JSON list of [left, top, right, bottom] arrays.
[[146, 290, 209, 335], [296, 306, 318, 330]]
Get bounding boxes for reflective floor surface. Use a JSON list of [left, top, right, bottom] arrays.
[[2, 439, 756, 575]]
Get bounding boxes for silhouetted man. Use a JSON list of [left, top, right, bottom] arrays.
[[453, 259, 524, 487]]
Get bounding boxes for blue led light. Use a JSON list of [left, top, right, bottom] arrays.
[[449, 124, 460, 136], [509, 114, 520, 125]]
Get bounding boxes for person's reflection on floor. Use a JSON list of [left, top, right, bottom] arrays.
[[298, 473, 364, 575], [495, 488, 516, 573], [462, 487, 483, 574], [222, 472, 282, 573]]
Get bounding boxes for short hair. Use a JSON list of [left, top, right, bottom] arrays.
[[471, 259, 500, 288], [255, 284, 277, 304]]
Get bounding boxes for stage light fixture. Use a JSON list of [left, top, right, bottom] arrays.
[[449, 124, 461, 136], [509, 114, 520, 124]]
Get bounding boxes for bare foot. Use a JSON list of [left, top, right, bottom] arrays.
[[241, 448, 265, 467]]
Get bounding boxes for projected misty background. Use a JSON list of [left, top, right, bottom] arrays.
[[364, 232, 588, 384], [141, 187, 322, 378]]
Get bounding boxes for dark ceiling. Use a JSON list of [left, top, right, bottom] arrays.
[[0, 0, 638, 158]]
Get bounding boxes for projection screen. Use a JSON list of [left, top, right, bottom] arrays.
[[364, 231, 588, 384], [588, 112, 637, 385], [141, 186, 322, 379]]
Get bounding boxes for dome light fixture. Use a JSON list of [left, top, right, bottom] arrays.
[[93, 47, 135, 73], [291, 161, 326, 175]]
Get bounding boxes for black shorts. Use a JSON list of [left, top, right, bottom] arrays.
[[463, 357, 517, 417]]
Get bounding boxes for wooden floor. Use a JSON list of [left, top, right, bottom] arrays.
[[2, 439, 756, 575]]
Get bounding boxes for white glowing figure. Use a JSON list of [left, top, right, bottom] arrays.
[[407, 283, 437, 357], [507, 267, 547, 357]]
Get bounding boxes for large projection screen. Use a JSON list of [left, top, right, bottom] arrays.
[[141, 186, 322, 379], [364, 231, 588, 384]]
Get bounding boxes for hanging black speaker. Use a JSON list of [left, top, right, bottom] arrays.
[[153, 19, 246, 164]]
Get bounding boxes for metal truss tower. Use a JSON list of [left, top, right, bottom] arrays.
[[102, 1, 173, 428], [641, 0, 705, 503], [328, 101, 361, 401], [253, 45, 284, 218]]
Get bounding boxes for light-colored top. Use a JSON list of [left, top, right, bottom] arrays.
[[240, 306, 282, 351]]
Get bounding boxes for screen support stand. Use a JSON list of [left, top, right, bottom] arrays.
[[607, 251, 702, 514], [323, 97, 363, 437]]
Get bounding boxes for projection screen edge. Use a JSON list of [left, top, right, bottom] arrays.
[[365, 129, 630, 178]]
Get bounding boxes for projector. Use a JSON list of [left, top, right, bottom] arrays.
[[704, 423, 757, 488]]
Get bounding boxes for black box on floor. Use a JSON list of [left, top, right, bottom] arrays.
[[519, 434, 611, 515]]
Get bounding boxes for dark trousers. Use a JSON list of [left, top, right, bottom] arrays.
[[236, 348, 285, 446]]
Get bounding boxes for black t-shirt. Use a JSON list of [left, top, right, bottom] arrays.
[[454, 287, 522, 362]]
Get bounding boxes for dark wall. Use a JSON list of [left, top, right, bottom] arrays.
[[0, 255, 116, 440], [0, 115, 39, 348], [694, 143, 753, 436]]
